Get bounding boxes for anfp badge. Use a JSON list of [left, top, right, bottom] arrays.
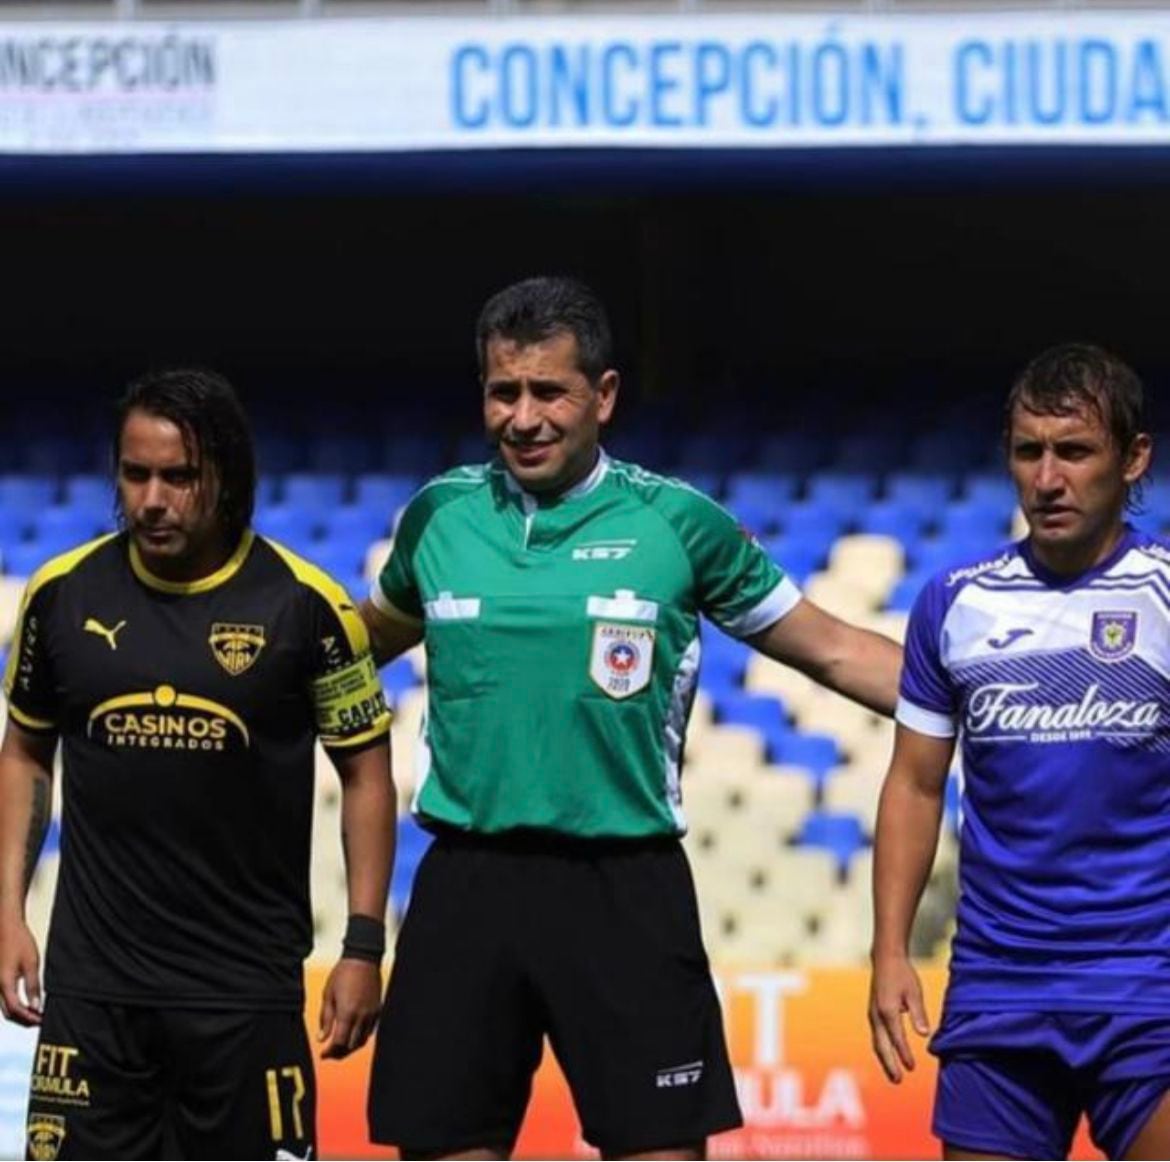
[[27, 1113, 65, 1161], [209, 623, 266, 676], [1090, 610, 1137, 663], [590, 623, 654, 699]]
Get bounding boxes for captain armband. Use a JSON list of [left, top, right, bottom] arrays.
[[312, 653, 391, 743]]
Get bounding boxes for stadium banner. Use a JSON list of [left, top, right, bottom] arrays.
[[306, 963, 1101, 1160], [2, 14, 1170, 153]]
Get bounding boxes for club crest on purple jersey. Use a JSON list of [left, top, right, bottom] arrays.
[[1090, 610, 1138, 663]]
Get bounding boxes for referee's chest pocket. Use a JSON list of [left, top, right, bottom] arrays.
[[424, 594, 491, 702]]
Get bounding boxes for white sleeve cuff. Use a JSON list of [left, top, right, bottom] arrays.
[[722, 576, 803, 639], [895, 695, 957, 738]]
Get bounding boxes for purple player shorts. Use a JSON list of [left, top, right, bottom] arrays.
[[930, 1011, 1170, 1159]]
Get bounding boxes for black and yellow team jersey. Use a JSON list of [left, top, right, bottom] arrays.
[[2, 530, 391, 1011]]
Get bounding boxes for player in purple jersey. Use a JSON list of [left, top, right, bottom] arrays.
[[868, 343, 1170, 1160]]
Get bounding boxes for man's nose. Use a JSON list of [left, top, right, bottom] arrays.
[[511, 392, 542, 432], [141, 476, 168, 509]]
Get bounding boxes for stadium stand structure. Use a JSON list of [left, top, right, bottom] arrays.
[[3, 417, 1100, 967]]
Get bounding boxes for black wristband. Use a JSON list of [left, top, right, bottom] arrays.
[[342, 914, 386, 964]]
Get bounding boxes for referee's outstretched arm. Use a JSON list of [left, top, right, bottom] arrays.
[[747, 597, 902, 716]]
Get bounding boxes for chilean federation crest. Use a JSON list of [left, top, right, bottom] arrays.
[[27, 1114, 65, 1162], [1090, 610, 1137, 663], [590, 623, 655, 700], [209, 622, 266, 676]]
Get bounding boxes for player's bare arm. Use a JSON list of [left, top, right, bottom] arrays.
[[868, 725, 954, 1083], [319, 738, 396, 1060], [747, 597, 902, 715], [0, 721, 56, 1026], [358, 598, 424, 669]]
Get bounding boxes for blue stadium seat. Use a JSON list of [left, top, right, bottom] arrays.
[[827, 432, 905, 474], [805, 472, 879, 520], [674, 471, 723, 500], [1142, 479, 1170, 530], [723, 497, 784, 537], [713, 692, 790, 759], [379, 434, 446, 477], [794, 810, 868, 876], [354, 473, 419, 520], [701, 626, 752, 691], [63, 473, 111, 512], [255, 434, 305, 475], [606, 429, 669, 469], [379, 657, 420, 708], [779, 502, 849, 547], [674, 432, 756, 475], [282, 473, 347, 513], [725, 472, 801, 508], [5, 539, 71, 578], [962, 472, 1017, 513], [308, 435, 377, 474], [304, 537, 368, 596], [911, 534, 1005, 575], [939, 501, 1012, 542], [760, 534, 827, 584], [944, 772, 963, 834], [34, 506, 106, 547], [253, 504, 319, 552], [907, 430, 982, 474], [856, 500, 929, 544], [321, 504, 391, 545], [390, 817, 434, 918], [454, 432, 492, 465], [756, 432, 829, 475], [0, 505, 31, 547], [772, 732, 843, 790], [884, 472, 953, 522], [0, 475, 56, 512], [21, 437, 92, 475], [885, 569, 934, 613], [255, 476, 280, 507]]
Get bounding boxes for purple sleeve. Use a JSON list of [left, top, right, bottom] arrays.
[[897, 574, 958, 737]]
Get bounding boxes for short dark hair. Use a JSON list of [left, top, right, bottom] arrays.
[[476, 276, 613, 383], [114, 367, 256, 544], [1006, 342, 1149, 509]]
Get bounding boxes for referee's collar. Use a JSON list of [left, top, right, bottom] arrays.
[[503, 448, 610, 505]]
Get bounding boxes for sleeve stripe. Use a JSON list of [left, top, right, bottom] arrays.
[[720, 576, 803, 639], [369, 581, 423, 626], [5, 702, 57, 733], [895, 696, 957, 738]]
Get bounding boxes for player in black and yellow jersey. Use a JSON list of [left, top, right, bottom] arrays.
[[0, 369, 396, 1160]]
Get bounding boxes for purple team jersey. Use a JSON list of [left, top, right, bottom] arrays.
[[898, 526, 1170, 1013]]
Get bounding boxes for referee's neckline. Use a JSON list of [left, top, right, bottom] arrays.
[[128, 530, 254, 595]]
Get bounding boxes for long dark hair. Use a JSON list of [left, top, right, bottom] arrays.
[[114, 367, 256, 543]]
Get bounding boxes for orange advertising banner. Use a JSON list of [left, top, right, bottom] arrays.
[[307, 964, 1101, 1160]]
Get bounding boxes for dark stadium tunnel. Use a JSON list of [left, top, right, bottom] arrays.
[[0, 147, 1168, 441]]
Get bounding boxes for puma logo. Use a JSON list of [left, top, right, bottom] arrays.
[[84, 617, 126, 651]]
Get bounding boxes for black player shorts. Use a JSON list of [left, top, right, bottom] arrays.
[[25, 996, 316, 1160], [368, 830, 742, 1157]]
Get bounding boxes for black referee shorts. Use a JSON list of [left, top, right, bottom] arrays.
[[368, 830, 742, 1157], [25, 997, 315, 1160]]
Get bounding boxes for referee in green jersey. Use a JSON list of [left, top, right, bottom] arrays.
[[0, 369, 396, 1159], [361, 277, 902, 1160]]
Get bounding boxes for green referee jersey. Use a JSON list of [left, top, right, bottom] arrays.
[[371, 452, 799, 838]]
